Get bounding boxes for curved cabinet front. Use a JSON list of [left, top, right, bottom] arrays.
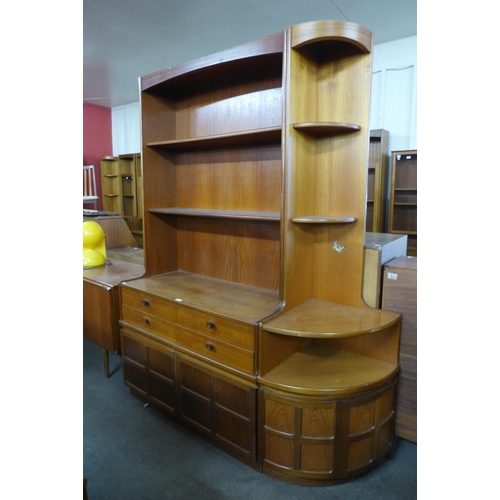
[[258, 377, 398, 485]]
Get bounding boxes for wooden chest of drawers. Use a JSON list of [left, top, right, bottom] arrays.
[[120, 271, 278, 379], [118, 271, 277, 468]]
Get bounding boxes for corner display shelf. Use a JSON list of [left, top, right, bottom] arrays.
[[388, 149, 417, 256], [118, 20, 401, 486]]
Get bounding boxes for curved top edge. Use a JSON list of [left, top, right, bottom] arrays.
[[141, 31, 284, 91], [290, 20, 373, 53]]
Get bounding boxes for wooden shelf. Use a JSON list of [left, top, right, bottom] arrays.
[[149, 208, 280, 221], [258, 342, 399, 397], [293, 122, 360, 135], [147, 127, 281, 150], [291, 215, 356, 224], [263, 298, 399, 338]]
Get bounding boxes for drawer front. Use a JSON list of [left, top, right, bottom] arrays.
[[177, 307, 255, 350], [176, 326, 254, 375], [121, 286, 177, 322], [122, 304, 177, 343]]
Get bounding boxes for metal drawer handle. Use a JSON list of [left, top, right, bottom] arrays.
[[206, 321, 216, 330], [142, 318, 150, 325], [142, 299, 150, 307], [205, 342, 215, 351]]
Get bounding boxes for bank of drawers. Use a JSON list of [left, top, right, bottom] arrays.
[[120, 286, 255, 375]]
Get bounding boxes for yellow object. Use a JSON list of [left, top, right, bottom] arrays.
[[83, 221, 107, 268]]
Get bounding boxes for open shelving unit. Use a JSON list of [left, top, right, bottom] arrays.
[[100, 153, 143, 246], [388, 149, 417, 255], [118, 21, 401, 486], [366, 129, 389, 233]]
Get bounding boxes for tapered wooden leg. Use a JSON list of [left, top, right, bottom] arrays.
[[103, 348, 109, 378]]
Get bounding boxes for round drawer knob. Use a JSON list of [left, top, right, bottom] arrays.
[[142, 318, 150, 325], [142, 299, 150, 307], [205, 342, 215, 351], [206, 321, 216, 329]]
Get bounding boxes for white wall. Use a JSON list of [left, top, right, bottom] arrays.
[[370, 36, 417, 153], [112, 37, 417, 156], [112, 100, 140, 156]]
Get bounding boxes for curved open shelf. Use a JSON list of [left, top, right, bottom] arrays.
[[293, 122, 360, 136], [291, 215, 356, 224], [258, 342, 398, 397], [263, 298, 400, 338], [147, 127, 281, 151], [149, 207, 280, 222]]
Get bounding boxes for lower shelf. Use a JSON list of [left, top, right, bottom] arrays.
[[258, 342, 399, 397]]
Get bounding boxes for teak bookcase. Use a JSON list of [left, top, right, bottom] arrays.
[[366, 129, 389, 233], [388, 150, 417, 256], [118, 21, 401, 486], [100, 153, 143, 245]]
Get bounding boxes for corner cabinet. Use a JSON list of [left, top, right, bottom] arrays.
[[119, 20, 401, 486]]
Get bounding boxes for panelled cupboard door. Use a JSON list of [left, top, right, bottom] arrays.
[[120, 329, 259, 464], [176, 356, 258, 463], [259, 378, 398, 485], [121, 330, 176, 415]]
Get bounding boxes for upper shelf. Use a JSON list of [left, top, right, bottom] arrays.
[[293, 122, 361, 136], [263, 298, 400, 338], [149, 208, 280, 222], [147, 127, 281, 151]]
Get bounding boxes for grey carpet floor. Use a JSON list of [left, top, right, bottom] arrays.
[[83, 338, 417, 500]]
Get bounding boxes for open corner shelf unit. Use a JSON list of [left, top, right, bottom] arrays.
[[388, 149, 417, 256], [118, 20, 401, 486]]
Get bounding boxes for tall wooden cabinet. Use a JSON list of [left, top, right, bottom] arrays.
[[366, 129, 389, 233], [388, 150, 417, 256], [119, 20, 401, 486], [100, 153, 143, 246]]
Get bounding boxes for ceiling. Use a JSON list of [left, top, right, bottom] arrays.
[[83, 0, 417, 109]]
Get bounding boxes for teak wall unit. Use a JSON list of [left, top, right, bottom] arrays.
[[366, 129, 389, 233], [119, 21, 401, 486], [388, 150, 417, 256]]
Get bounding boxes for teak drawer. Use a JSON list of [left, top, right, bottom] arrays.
[[177, 307, 255, 351], [122, 304, 177, 343], [121, 287, 177, 323], [176, 326, 254, 375]]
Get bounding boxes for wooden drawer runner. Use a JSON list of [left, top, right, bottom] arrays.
[[176, 326, 254, 375], [121, 287, 177, 323], [177, 307, 255, 350], [122, 304, 177, 343]]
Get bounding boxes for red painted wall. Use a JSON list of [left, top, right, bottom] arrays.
[[83, 103, 113, 211]]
